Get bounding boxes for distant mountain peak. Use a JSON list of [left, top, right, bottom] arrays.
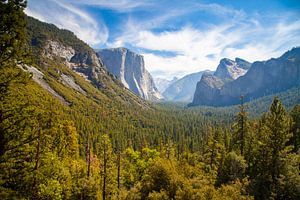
[[191, 47, 300, 107], [214, 58, 249, 80], [280, 46, 300, 60], [162, 70, 213, 102], [219, 58, 235, 66]]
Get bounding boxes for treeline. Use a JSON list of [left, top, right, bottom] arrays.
[[1, 79, 299, 199]]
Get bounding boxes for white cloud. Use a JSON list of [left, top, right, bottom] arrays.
[[113, 23, 247, 78], [111, 8, 300, 79], [25, 0, 300, 79], [65, 0, 153, 12], [25, 0, 108, 46], [193, 3, 246, 19]]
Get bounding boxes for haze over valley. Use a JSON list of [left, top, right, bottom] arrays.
[[1, 1, 300, 200]]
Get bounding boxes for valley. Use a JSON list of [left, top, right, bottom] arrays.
[[1, 1, 300, 200]]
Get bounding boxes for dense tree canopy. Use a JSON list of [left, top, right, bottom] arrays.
[[0, 1, 299, 200]]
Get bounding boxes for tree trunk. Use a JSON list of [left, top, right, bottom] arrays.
[[102, 142, 107, 200], [86, 137, 91, 177]]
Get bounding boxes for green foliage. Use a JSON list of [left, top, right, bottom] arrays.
[[141, 158, 181, 199], [251, 97, 299, 199], [98, 134, 117, 199], [123, 148, 159, 189], [290, 105, 300, 151], [0, 0, 27, 65], [25, 15, 91, 53], [217, 151, 247, 185], [1, 4, 300, 200]]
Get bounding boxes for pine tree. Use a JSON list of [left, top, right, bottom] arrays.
[[0, 0, 27, 66], [0, 0, 28, 157], [290, 105, 300, 151], [232, 96, 249, 156], [267, 98, 292, 188], [98, 134, 117, 199], [253, 97, 296, 199]]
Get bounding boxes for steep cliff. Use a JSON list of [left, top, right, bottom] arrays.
[[214, 58, 250, 81], [25, 16, 149, 108], [191, 47, 300, 106], [190, 57, 251, 106], [97, 48, 162, 100]]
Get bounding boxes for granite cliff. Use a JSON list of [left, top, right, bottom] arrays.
[[97, 48, 162, 100], [191, 48, 300, 106]]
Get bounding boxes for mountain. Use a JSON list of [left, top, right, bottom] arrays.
[[96, 48, 162, 100], [189, 58, 250, 105], [4, 9, 300, 200], [163, 70, 214, 102], [214, 58, 251, 81], [191, 47, 300, 106], [25, 16, 148, 108], [162, 70, 214, 102], [154, 77, 178, 93]]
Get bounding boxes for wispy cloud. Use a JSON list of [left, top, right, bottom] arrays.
[[65, 0, 153, 12], [25, 0, 108, 46], [25, 0, 300, 79], [110, 3, 300, 79]]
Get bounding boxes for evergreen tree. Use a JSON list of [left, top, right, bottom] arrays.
[[0, 0, 28, 157], [253, 97, 298, 199], [232, 96, 250, 156], [290, 105, 300, 151], [217, 151, 247, 185], [0, 0, 27, 66], [98, 134, 117, 199]]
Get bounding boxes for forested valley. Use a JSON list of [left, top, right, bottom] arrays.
[[1, 1, 300, 200]]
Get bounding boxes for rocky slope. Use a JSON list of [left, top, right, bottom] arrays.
[[163, 70, 213, 102], [26, 16, 149, 108], [191, 48, 300, 106], [97, 48, 162, 100]]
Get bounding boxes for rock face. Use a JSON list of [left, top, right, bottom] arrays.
[[191, 57, 251, 106], [154, 77, 178, 93], [191, 47, 300, 106], [97, 48, 162, 100], [26, 16, 150, 108], [43, 39, 107, 87], [24, 65, 69, 105], [43, 40, 75, 61], [163, 70, 213, 102], [214, 58, 250, 81]]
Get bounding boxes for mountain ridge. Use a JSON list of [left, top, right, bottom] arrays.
[[162, 70, 213, 102], [26, 16, 150, 108], [191, 47, 300, 106]]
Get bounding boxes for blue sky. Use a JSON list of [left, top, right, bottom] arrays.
[[26, 0, 300, 79]]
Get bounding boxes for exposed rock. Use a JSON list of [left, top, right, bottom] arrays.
[[43, 40, 75, 62], [60, 73, 87, 95], [26, 16, 150, 109], [192, 73, 224, 106], [235, 58, 251, 70], [214, 58, 248, 81], [24, 65, 69, 105], [163, 70, 213, 102], [191, 47, 300, 106], [97, 47, 162, 100], [43, 39, 107, 88]]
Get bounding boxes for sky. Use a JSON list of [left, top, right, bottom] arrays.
[[25, 0, 300, 79]]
